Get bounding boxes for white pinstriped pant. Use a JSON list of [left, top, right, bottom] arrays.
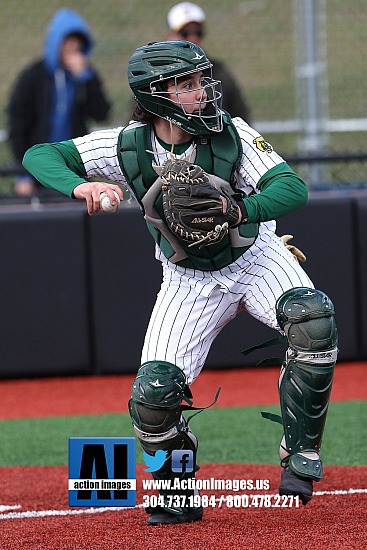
[[141, 225, 314, 385]]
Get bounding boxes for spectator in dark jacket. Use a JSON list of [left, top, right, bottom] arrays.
[[7, 8, 111, 196]]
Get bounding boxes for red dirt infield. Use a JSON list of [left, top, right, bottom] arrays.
[[0, 361, 365, 420], [0, 463, 366, 549], [0, 362, 366, 548]]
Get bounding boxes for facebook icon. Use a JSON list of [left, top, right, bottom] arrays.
[[171, 449, 194, 473]]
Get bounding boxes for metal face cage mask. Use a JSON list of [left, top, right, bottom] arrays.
[[149, 64, 223, 134]]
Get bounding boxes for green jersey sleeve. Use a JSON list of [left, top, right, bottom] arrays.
[[242, 162, 308, 223], [23, 141, 88, 198]]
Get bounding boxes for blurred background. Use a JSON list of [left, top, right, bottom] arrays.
[[0, 0, 366, 200]]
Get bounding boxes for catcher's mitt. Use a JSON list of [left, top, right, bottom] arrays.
[[161, 158, 242, 248]]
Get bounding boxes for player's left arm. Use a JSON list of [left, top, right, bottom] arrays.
[[241, 162, 308, 223], [232, 119, 308, 224]]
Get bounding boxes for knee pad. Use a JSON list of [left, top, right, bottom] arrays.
[[276, 287, 338, 353], [128, 360, 192, 451], [275, 288, 338, 480]]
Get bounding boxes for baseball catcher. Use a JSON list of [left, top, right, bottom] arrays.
[[23, 38, 338, 526]]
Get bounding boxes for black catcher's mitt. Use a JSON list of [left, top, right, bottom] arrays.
[[161, 158, 242, 248]]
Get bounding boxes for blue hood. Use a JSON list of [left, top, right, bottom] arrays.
[[44, 8, 94, 72]]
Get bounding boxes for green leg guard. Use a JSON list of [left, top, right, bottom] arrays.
[[128, 360, 199, 513], [276, 287, 338, 481]]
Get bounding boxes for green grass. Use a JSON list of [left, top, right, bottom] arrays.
[[0, 401, 365, 467]]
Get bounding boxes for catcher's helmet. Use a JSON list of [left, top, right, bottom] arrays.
[[128, 41, 223, 135]]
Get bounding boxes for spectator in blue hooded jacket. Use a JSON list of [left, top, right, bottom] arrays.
[[7, 8, 111, 196]]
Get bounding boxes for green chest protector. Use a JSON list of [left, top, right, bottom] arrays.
[[117, 116, 259, 271]]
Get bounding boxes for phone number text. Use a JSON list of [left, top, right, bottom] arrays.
[[142, 494, 300, 508]]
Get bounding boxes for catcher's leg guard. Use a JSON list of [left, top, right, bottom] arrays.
[[276, 287, 338, 483], [128, 360, 202, 523]]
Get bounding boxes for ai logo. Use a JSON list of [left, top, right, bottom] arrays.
[[68, 437, 136, 507]]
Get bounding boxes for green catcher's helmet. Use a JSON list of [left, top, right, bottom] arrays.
[[128, 41, 223, 135]]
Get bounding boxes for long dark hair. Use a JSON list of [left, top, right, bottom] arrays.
[[132, 101, 154, 123]]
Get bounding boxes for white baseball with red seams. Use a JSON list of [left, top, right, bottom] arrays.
[[100, 190, 120, 213]]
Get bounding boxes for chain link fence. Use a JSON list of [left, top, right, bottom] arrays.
[[0, 0, 365, 199]]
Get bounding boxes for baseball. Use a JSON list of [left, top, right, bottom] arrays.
[[100, 190, 120, 213]]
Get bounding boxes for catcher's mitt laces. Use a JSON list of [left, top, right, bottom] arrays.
[[188, 222, 229, 248]]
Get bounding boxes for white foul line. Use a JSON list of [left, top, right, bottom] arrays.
[[0, 488, 366, 520], [0, 505, 22, 513]]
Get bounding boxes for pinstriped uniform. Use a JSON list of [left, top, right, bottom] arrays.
[[144, 225, 313, 385], [74, 118, 313, 385]]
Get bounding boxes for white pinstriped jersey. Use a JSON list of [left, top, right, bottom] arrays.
[[74, 117, 284, 200], [74, 117, 285, 272], [74, 118, 313, 383]]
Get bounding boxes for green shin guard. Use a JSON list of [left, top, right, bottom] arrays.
[[128, 361, 199, 512], [279, 359, 334, 479], [276, 288, 338, 480]]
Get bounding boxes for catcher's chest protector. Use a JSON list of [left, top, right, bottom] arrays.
[[117, 118, 259, 271]]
